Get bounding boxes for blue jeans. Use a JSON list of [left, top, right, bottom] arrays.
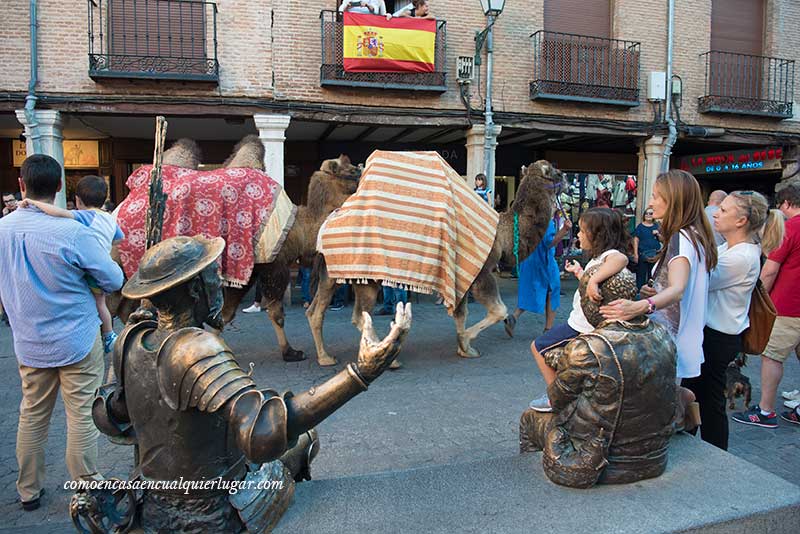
[[298, 267, 311, 304], [331, 284, 349, 307], [382, 286, 407, 313]]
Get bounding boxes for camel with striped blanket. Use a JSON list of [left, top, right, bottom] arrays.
[[307, 159, 565, 366]]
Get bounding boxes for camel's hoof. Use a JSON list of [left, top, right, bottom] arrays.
[[457, 345, 481, 359], [389, 359, 402, 370], [504, 315, 516, 338], [282, 347, 306, 362], [317, 355, 338, 367]]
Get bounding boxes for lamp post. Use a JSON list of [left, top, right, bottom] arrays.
[[475, 0, 505, 207]]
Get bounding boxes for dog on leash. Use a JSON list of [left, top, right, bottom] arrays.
[[725, 359, 752, 410]]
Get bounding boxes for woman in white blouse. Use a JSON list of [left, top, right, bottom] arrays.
[[683, 191, 783, 450]]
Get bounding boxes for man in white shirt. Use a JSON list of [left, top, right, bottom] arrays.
[[704, 190, 727, 245]]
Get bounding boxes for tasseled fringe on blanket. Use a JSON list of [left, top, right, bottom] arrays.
[[334, 278, 436, 296], [222, 279, 248, 289]]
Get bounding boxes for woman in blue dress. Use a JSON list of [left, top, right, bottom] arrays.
[[504, 214, 572, 337]]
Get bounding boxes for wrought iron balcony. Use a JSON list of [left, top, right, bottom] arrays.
[[529, 30, 640, 107], [87, 0, 219, 82], [320, 10, 447, 92], [699, 51, 795, 119]]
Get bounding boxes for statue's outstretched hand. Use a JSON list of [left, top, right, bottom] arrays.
[[357, 303, 412, 383]]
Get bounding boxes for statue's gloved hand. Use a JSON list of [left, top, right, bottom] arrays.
[[128, 306, 156, 324], [356, 303, 412, 383]]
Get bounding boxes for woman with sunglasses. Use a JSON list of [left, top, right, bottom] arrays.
[[687, 191, 783, 449]]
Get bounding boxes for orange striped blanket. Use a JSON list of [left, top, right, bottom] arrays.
[[317, 151, 499, 315]]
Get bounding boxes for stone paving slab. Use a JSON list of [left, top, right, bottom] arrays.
[[277, 435, 800, 534], [0, 277, 798, 531]]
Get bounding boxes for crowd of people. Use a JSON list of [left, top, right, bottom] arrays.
[[1, 151, 799, 511], [509, 169, 800, 451]]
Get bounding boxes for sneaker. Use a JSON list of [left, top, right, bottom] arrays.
[[328, 303, 344, 311], [242, 303, 261, 314], [529, 393, 552, 413], [780, 407, 800, 426], [781, 389, 800, 401], [731, 405, 778, 428], [102, 331, 118, 354], [785, 399, 800, 410]]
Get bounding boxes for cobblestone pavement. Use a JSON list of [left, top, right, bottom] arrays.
[[0, 277, 797, 531]]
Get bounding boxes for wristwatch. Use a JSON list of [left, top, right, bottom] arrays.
[[645, 298, 656, 315]]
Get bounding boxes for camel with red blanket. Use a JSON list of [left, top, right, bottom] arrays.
[[110, 136, 359, 362]]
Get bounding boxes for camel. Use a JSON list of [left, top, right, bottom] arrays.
[[305, 160, 566, 366], [110, 136, 359, 362]]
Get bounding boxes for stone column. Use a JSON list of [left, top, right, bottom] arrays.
[[15, 109, 67, 208], [465, 124, 501, 197], [635, 135, 666, 223], [253, 114, 291, 187]]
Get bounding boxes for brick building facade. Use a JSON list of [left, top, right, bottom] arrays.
[[0, 0, 798, 211]]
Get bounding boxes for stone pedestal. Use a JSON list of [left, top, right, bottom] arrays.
[[15, 109, 66, 208], [636, 135, 667, 223], [254, 114, 291, 187], [277, 435, 800, 534], [465, 124, 502, 202]]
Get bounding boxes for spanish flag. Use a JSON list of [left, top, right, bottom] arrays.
[[343, 13, 436, 73]]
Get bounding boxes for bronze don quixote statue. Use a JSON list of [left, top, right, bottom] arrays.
[[70, 235, 412, 533]]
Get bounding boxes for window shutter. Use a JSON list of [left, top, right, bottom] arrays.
[[711, 0, 764, 56], [109, 0, 206, 59], [544, 0, 611, 38]]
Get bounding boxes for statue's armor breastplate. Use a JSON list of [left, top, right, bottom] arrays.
[[123, 325, 251, 482]]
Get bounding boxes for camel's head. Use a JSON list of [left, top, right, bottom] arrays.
[[163, 138, 202, 169], [519, 160, 565, 191], [511, 159, 567, 262], [320, 154, 360, 195]]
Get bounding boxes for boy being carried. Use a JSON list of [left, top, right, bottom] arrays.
[[21, 176, 123, 353]]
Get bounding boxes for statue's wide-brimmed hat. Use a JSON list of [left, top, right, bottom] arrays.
[[122, 235, 225, 300]]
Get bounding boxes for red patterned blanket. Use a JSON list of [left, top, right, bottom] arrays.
[[116, 165, 281, 287]]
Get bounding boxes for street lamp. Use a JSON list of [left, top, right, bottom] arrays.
[[475, 0, 506, 207]]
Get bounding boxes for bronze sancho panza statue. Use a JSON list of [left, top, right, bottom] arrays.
[[73, 235, 412, 533], [519, 267, 677, 488]]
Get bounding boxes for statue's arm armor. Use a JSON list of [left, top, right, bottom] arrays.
[[91, 321, 155, 441], [548, 338, 600, 412], [227, 364, 369, 465]]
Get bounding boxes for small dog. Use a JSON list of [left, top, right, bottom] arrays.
[[725, 360, 752, 410]]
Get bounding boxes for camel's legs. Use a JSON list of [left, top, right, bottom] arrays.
[[261, 264, 305, 362], [456, 269, 508, 359], [351, 282, 380, 330], [221, 286, 250, 325], [306, 261, 339, 367], [453, 295, 476, 358]]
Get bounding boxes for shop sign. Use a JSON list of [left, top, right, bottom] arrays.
[[13, 140, 100, 169], [679, 147, 783, 175]]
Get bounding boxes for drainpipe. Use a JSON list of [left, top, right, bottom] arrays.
[[23, 0, 40, 154], [661, 0, 677, 173]]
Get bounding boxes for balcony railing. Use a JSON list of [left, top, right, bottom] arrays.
[[320, 10, 447, 92], [699, 51, 795, 119], [529, 30, 640, 107], [87, 0, 219, 82]]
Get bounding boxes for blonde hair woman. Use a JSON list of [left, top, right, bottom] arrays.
[[686, 191, 782, 450]]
